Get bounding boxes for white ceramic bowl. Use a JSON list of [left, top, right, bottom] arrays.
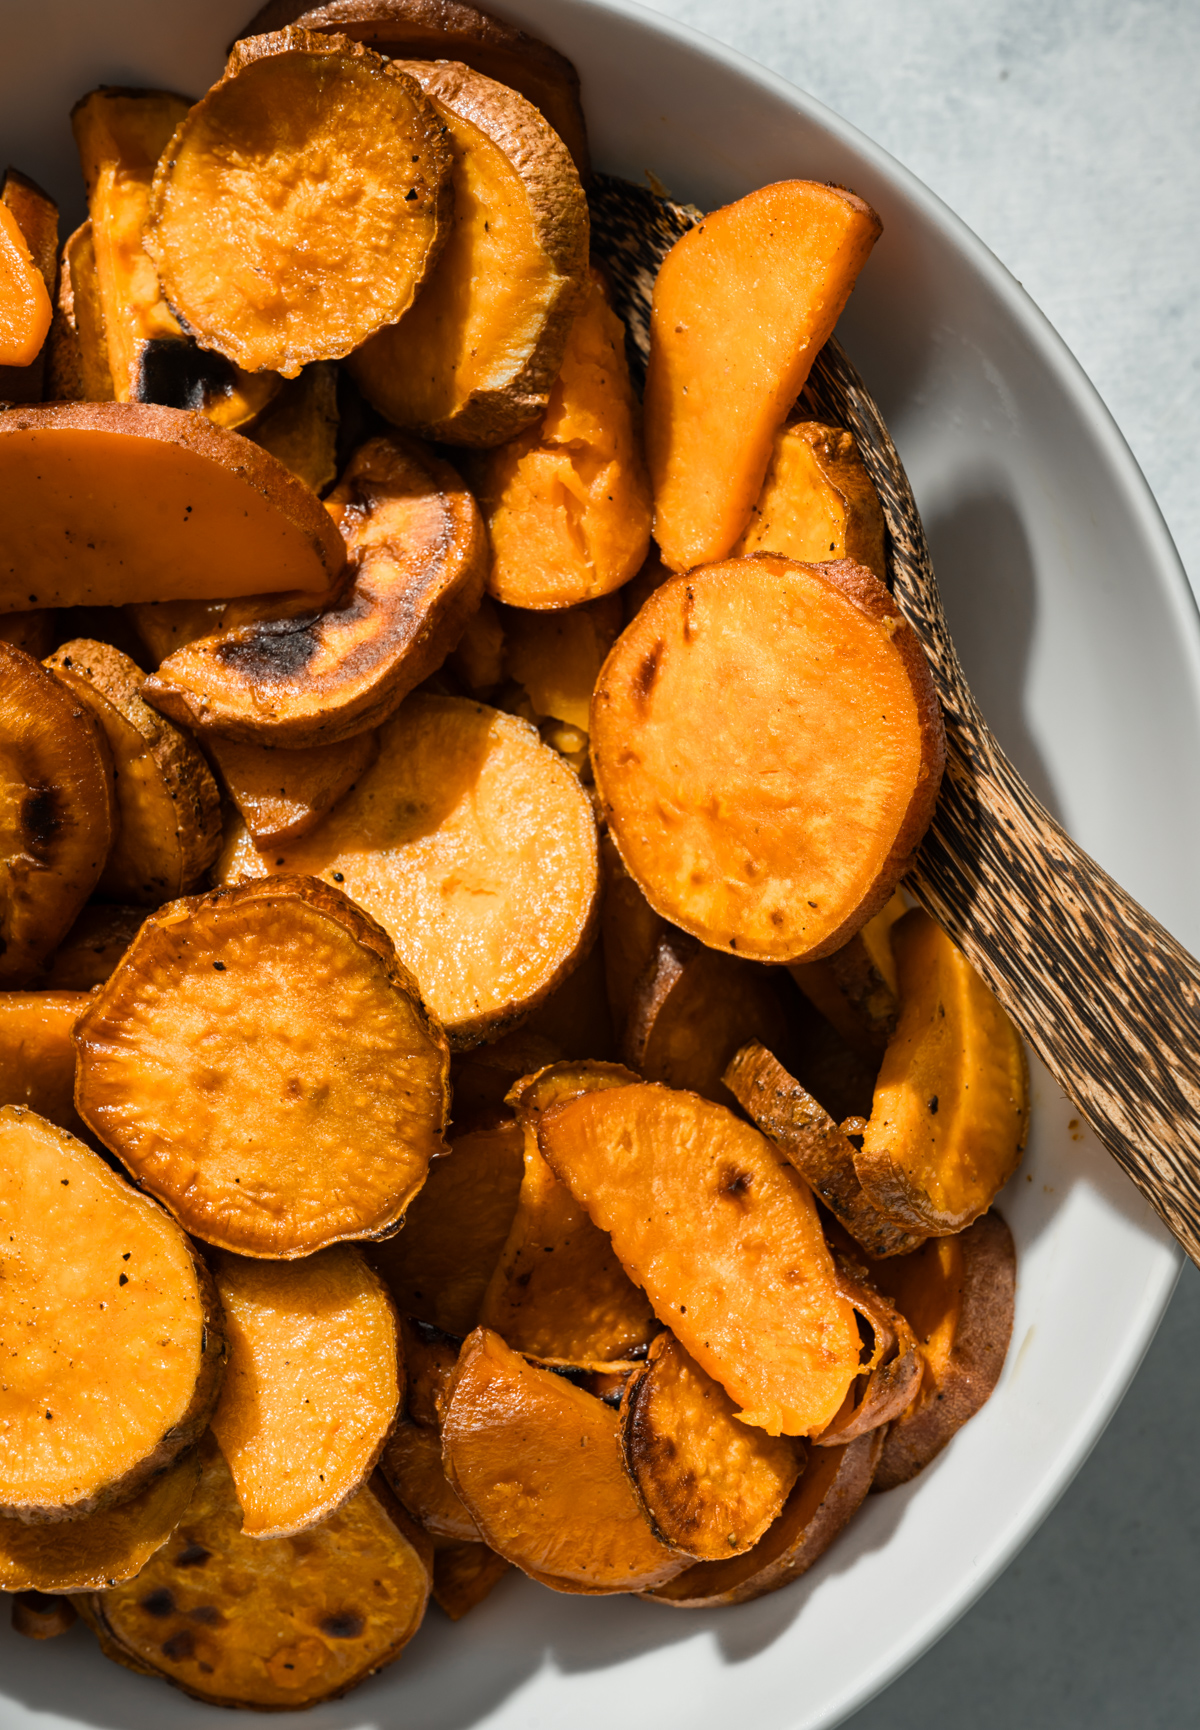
[[1, 3, 1195, 1726]]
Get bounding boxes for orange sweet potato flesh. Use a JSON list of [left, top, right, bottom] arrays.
[[0, 170, 57, 398], [0, 1107, 224, 1522], [645, 181, 881, 572], [75, 876, 450, 1258], [733, 420, 886, 580], [0, 403, 344, 612], [81, 1440, 432, 1710], [502, 590, 624, 731], [442, 1327, 686, 1590], [537, 1084, 861, 1437], [432, 1538, 511, 1619], [0, 201, 52, 369], [591, 556, 945, 962], [146, 434, 486, 748], [0, 990, 91, 1140], [207, 730, 380, 848], [209, 1246, 401, 1536], [855, 910, 1029, 1234], [35, 904, 144, 990]]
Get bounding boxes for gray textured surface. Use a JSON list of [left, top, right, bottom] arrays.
[[638, 2, 1200, 1722]]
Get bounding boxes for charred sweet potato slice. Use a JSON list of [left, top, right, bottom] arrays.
[[147, 30, 452, 377], [0, 1107, 224, 1521], [210, 1247, 401, 1536], [0, 196, 52, 370], [432, 1538, 511, 1619], [0, 990, 90, 1138], [45, 639, 221, 905], [349, 60, 588, 446], [621, 1332, 802, 1559], [82, 1439, 432, 1710], [645, 181, 881, 571], [207, 731, 379, 849], [733, 420, 886, 579], [592, 556, 945, 962], [0, 644, 116, 986], [871, 1211, 1016, 1490], [537, 1083, 861, 1437], [788, 891, 905, 1055], [724, 1041, 924, 1259], [0, 402, 344, 611], [218, 695, 600, 1045], [470, 269, 652, 604], [442, 1327, 685, 1590], [855, 910, 1029, 1234], [0, 169, 57, 398], [0, 1449, 201, 1594], [813, 1258, 922, 1445], [146, 433, 487, 747], [644, 1429, 883, 1607], [75, 876, 450, 1258], [36, 904, 144, 990]]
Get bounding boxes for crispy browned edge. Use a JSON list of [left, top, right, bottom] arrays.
[[873, 1210, 1016, 1491], [620, 926, 694, 1074], [813, 1257, 922, 1445]]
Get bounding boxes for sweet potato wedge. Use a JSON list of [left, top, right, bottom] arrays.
[[591, 556, 945, 962], [208, 731, 378, 849], [147, 433, 487, 747], [724, 1041, 924, 1259], [0, 194, 52, 370], [813, 1258, 922, 1445], [855, 909, 1028, 1234], [621, 1332, 802, 1559], [349, 60, 588, 445], [469, 269, 652, 605], [0, 1449, 201, 1594], [210, 1247, 401, 1536], [35, 904, 143, 990], [733, 420, 886, 579], [147, 30, 453, 377], [81, 1439, 432, 1710], [75, 875, 450, 1258], [0, 643, 116, 985], [238, 0, 590, 177], [10, 1591, 78, 1638], [45, 639, 221, 905], [0, 990, 90, 1138], [0, 402, 344, 611], [871, 1211, 1016, 1490], [0, 169, 57, 399], [432, 1539, 511, 1619], [0, 1106, 224, 1521], [788, 890, 905, 1055], [442, 1327, 685, 1590], [537, 1083, 861, 1436], [644, 1428, 883, 1607], [218, 695, 600, 1046], [645, 181, 882, 571]]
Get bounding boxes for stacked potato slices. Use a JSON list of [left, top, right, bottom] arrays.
[[1, 0, 1027, 1710]]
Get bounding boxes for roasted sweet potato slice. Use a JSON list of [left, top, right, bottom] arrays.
[[124, 598, 229, 667], [349, 60, 587, 445], [442, 1327, 685, 1590], [600, 832, 667, 1039], [813, 1258, 922, 1444], [75, 875, 450, 1257], [0, 1449, 201, 1594], [0, 402, 344, 612], [218, 695, 600, 1045], [469, 269, 652, 604], [382, 1320, 481, 1541], [645, 181, 882, 571], [209, 1247, 401, 1536], [147, 30, 452, 377], [502, 590, 623, 730], [250, 361, 339, 491], [0, 644, 116, 986], [0, 194, 52, 370], [644, 1429, 883, 1607], [207, 731, 379, 849], [0, 608, 55, 657], [44, 639, 221, 905], [448, 1030, 563, 1123], [855, 910, 1028, 1234], [537, 1083, 861, 1436], [592, 556, 945, 962], [871, 1211, 1016, 1490], [146, 433, 487, 747], [62, 220, 114, 401], [0, 169, 57, 398], [733, 420, 886, 579], [0, 1107, 224, 1521], [432, 1539, 511, 1619], [35, 904, 143, 989], [81, 1439, 432, 1710], [724, 1041, 924, 1259], [621, 1332, 802, 1559], [519, 938, 616, 1060], [0, 990, 90, 1138], [10, 1591, 78, 1638], [789, 890, 905, 1055]]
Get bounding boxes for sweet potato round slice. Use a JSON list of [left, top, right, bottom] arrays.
[[147, 30, 452, 377], [44, 639, 221, 905], [74, 876, 450, 1258], [538, 1084, 861, 1436], [733, 420, 886, 580], [592, 556, 945, 963], [35, 904, 144, 990], [209, 1247, 401, 1536], [622, 1332, 802, 1559], [0, 990, 90, 1139], [0, 1449, 201, 1594], [382, 1321, 482, 1542], [349, 60, 588, 446], [442, 1327, 685, 1590], [145, 434, 487, 747], [218, 695, 600, 1046], [0, 1107, 224, 1521], [0, 644, 115, 985], [855, 910, 1029, 1234], [432, 1538, 511, 1619], [206, 731, 379, 850], [81, 1440, 432, 1710], [0, 402, 344, 611]]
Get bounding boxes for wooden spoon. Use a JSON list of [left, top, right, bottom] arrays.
[[591, 174, 1200, 1266]]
